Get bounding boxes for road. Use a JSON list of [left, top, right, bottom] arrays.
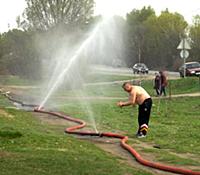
[[90, 65, 180, 79], [85, 65, 180, 86]]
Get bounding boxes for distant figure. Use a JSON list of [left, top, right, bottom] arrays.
[[117, 82, 152, 138], [159, 71, 168, 96], [154, 72, 161, 96]]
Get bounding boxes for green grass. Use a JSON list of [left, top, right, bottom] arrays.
[[1, 74, 199, 98], [169, 77, 200, 94], [142, 148, 199, 166], [0, 95, 152, 175], [55, 76, 200, 98], [60, 96, 200, 167], [148, 97, 200, 154], [84, 73, 134, 83], [138, 77, 200, 96], [0, 74, 200, 174], [0, 75, 38, 86]]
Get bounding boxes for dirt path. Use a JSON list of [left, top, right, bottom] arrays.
[[85, 137, 175, 175]]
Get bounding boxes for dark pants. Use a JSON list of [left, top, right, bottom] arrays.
[[155, 88, 160, 95], [138, 98, 152, 135], [160, 86, 166, 96]]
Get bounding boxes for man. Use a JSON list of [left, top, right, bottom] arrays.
[[154, 72, 161, 96], [159, 71, 168, 96], [117, 82, 152, 138]]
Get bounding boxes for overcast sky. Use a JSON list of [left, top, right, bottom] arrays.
[[0, 0, 200, 33]]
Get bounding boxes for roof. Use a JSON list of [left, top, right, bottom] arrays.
[[185, 61, 199, 65]]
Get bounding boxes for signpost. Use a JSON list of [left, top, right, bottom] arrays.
[[180, 50, 189, 59], [177, 38, 191, 78]]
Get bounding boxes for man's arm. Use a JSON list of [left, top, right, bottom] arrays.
[[117, 91, 136, 107]]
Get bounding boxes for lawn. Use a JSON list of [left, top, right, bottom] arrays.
[[1, 74, 199, 98], [83, 73, 134, 83], [0, 74, 200, 174], [0, 95, 152, 175], [60, 96, 200, 168], [0, 75, 38, 86]]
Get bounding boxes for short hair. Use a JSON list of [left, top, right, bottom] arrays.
[[122, 82, 131, 88]]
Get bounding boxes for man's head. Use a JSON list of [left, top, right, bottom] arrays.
[[122, 82, 132, 92]]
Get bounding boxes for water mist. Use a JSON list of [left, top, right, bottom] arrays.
[[38, 16, 126, 132]]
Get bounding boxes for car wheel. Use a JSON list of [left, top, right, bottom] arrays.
[[179, 72, 184, 77]]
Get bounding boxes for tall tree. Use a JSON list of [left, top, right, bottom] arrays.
[[0, 29, 41, 79], [126, 7, 187, 70], [126, 6, 155, 66], [189, 15, 200, 62], [18, 0, 94, 31], [145, 10, 187, 70]]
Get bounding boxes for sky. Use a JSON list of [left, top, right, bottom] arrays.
[[0, 0, 200, 33]]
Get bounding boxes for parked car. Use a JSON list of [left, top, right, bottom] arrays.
[[132, 63, 149, 74], [179, 61, 200, 77]]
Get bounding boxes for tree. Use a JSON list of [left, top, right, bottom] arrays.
[[0, 29, 41, 79], [126, 6, 156, 66], [126, 7, 188, 70], [189, 15, 200, 62], [145, 10, 188, 70], [18, 0, 95, 31]]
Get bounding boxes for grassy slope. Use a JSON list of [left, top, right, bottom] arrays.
[[141, 77, 200, 96], [60, 77, 200, 97], [0, 74, 199, 174], [84, 73, 134, 83], [61, 97, 200, 168], [1, 75, 199, 98], [0, 75, 37, 86], [0, 95, 151, 175]]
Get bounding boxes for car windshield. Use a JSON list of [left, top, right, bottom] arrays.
[[134, 63, 147, 68], [186, 62, 200, 68]]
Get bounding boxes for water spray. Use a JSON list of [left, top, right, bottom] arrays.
[[39, 21, 103, 109]]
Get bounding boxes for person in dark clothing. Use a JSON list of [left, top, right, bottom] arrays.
[[159, 71, 168, 96], [154, 72, 161, 96]]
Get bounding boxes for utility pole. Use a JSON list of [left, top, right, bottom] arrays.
[[138, 46, 141, 64], [183, 39, 186, 77]]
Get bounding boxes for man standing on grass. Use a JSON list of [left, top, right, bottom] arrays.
[[159, 71, 168, 96], [117, 82, 152, 138]]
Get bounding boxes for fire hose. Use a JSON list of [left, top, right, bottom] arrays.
[[2, 92, 200, 175]]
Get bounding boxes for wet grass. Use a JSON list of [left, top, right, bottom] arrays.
[[61, 96, 200, 168], [60, 76, 200, 97], [0, 95, 152, 175], [0, 74, 199, 174], [0, 74, 199, 98], [0, 75, 38, 86], [84, 73, 134, 83], [141, 77, 200, 96], [142, 148, 199, 166]]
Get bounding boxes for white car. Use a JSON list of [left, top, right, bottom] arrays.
[[132, 63, 149, 74]]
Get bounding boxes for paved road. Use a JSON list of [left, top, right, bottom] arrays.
[[85, 65, 180, 86], [90, 65, 180, 79]]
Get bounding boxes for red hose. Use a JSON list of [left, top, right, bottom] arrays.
[[34, 108, 200, 175]]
